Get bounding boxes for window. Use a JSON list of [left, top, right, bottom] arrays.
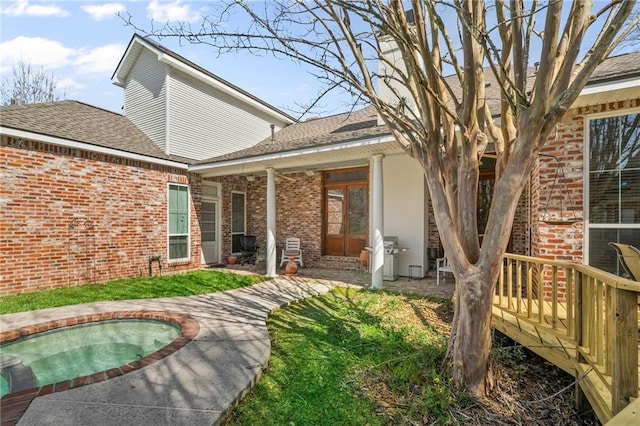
[[586, 112, 640, 275], [231, 192, 246, 253], [168, 184, 189, 260]]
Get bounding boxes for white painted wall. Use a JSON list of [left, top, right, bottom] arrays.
[[383, 154, 427, 277]]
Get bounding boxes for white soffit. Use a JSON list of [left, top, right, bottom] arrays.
[[573, 77, 640, 108]]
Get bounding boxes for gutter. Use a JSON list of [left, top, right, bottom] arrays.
[[1, 127, 189, 170]]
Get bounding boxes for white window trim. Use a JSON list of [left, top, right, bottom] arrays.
[[167, 183, 190, 262], [231, 190, 247, 255], [583, 107, 640, 265]]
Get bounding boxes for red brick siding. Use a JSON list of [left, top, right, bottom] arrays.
[[531, 99, 640, 299], [205, 172, 324, 265], [1, 136, 202, 295], [425, 178, 530, 258]]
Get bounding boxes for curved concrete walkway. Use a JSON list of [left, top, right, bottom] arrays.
[[0, 278, 337, 426]]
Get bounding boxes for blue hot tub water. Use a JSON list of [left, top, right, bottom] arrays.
[[0, 319, 180, 397]]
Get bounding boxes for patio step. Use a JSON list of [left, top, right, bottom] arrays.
[[314, 256, 363, 271]]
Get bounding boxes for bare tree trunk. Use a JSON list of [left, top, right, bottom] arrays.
[[447, 268, 497, 396]]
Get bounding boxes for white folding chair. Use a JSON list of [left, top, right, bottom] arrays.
[[436, 256, 453, 286], [280, 237, 304, 267]]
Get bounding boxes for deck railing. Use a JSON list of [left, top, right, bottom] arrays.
[[496, 253, 640, 423]]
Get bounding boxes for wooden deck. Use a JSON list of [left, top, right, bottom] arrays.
[[492, 254, 640, 424]]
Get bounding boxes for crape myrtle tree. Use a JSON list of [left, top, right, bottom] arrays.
[[130, 0, 638, 396]]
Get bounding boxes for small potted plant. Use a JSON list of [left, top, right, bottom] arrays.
[[227, 255, 238, 265]]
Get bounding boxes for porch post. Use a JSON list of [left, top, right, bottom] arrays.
[[371, 154, 384, 289], [266, 167, 277, 277]]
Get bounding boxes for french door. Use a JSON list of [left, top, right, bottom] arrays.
[[325, 183, 368, 257]]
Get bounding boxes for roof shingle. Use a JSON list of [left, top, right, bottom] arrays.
[[0, 100, 175, 161]]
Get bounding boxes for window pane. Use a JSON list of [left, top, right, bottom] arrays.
[[621, 169, 640, 223], [169, 236, 188, 260], [589, 113, 640, 225], [348, 187, 367, 235], [589, 171, 619, 223], [590, 228, 640, 276], [619, 113, 640, 171], [168, 185, 189, 260], [589, 116, 620, 173], [232, 193, 245, 233], [232, 233, 243, 253]]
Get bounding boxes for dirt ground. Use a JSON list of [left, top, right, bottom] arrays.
[[377, 298, 601, 425]]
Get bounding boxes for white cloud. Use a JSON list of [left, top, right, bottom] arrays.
[[74, 44, 126, 75], [147, 0, 199, 22], [0, 36, 75, 73], [1, 0, 69, 17], [56, 77, 85, 95], [81, 3, 125, 21]]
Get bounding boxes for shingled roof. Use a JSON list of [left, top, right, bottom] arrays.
[[195, 106, 389, 164], [588, 51, 640, 83], [0, 100, 175, 161], [198, 50, 640, 165]]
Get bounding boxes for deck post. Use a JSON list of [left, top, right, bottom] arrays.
[[610, 286, 639, 414], [574, 272, 590, 415]]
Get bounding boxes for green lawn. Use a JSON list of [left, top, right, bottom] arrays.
[[224, 288, 466, 425], [0, 270, 265, 314]]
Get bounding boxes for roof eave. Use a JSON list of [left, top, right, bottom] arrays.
[[189, 133, 398, 176], [1, 126, 188, 170]]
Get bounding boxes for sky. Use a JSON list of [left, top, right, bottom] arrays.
[[0, 0, 354, 117]]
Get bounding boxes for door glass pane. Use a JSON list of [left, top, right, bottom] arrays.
[[202, 184, 218, 198], [327, 189, 344, 235], [348, 187, 367, 235], [202, 202, 216, 242]]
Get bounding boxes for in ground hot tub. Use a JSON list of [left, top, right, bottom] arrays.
[[0, 311, 199, 398]]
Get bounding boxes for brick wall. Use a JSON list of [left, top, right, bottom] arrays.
[[531, 99, 640, 299], [1, 136, 202, 295], [204, 172, 323, 266]]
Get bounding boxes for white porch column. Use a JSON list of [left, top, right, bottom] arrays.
[[266, 167, 277, 277], [371, 154, 384, 289]]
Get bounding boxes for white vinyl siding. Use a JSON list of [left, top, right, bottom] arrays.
[[124, 49, 168, 151], [168, 184, 190, 261], [166, 69, 286, 160]]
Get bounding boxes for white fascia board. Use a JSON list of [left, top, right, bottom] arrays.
[[580, 76, 640, 96], [112, 38, 143, 86], [157, 53, 294, 125], [190, 134, 396, 173], [1, 127, 188, 170]]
